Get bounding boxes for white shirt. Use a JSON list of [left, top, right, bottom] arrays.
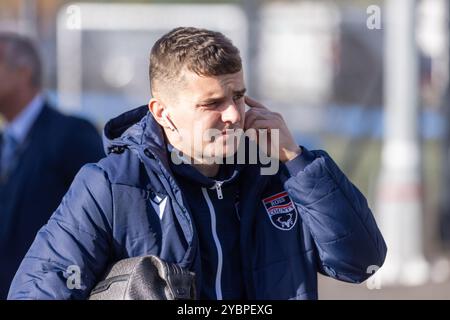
[[3, 93, 44, 145]]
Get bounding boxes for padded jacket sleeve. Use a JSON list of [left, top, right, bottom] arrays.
[[7, 164, 113, 299], [284, 148, 387, 283]]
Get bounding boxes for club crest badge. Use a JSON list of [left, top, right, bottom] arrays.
[[262, 191, 298, 231]]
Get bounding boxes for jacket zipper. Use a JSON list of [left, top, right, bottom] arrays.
[[201, 187, 223, 300], [211, 181, 223, 199]]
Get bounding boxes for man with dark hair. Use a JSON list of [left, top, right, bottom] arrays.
[[8, 27, 386, 300], [0, 33, 104, 299]]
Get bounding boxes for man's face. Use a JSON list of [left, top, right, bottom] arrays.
[[0, 45, 22, 113], [166, 69, 246, 161]]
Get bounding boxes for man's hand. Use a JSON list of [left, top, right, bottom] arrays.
[[244, 96, 302, 163]]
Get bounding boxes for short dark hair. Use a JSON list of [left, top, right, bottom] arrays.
[[149, 27, 242, 97], [0, 32, 42, 87]]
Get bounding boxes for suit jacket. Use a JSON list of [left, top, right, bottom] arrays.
[[0, 103, 104, 298]]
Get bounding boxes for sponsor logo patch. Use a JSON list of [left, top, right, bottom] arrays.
[[262, 191, 298, 231]]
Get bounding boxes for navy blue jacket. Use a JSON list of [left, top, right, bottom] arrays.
[[8, 105, 387, 300], [168, 145, 245, 299], [0, 103, 104, 299]]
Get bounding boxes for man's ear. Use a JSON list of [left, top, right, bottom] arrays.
[[148, 98, 166, 127], [149, 98, 177, 131]]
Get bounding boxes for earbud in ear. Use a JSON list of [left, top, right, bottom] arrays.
[[163, 110, 176, 132]]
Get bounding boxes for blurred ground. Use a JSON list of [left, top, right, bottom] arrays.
[[318, 275, 450, 299]]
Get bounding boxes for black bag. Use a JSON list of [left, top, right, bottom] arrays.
[[88, 255, 196, 300]]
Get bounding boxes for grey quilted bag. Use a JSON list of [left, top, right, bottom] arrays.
[[88, 255, 196, 300]]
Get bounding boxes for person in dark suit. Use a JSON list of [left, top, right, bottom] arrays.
[[0, 33, 104, 299]]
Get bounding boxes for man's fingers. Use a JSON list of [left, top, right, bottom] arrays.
[[248, 119, 273, 130], [245, 109, 270, 123], [245, 95, 268, 110], [245, 110, 271, 130]]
